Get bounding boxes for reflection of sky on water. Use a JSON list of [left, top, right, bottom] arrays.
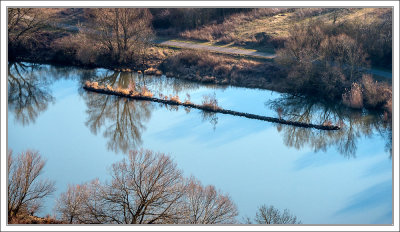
[[143, 110, 392, 224], [7, 63, 392, 224]]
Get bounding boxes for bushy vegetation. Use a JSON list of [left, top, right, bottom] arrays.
[[160, 50, 280, 89], [178, 8, 392, 68], [201, 93, 220, 110], [276, 19, 392, 113], [8, 7, 392, 115], [52, 9, 154, 68]]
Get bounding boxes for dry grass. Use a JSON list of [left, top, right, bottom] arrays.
[[361, 74, 392, 109], [140, 86, 154, 97], [85, 81, 154, 98], [144, 67, 163, 76], [9, 214, 63, 224], [201, 93, 220, 110], [146, 46, 179, 68], [184, 93, 192, 104], [159, 50, 279, 90], [341, 76, 392, 115], [178, 8, 391, 51], [180, 8, 291, 45], [169, 95, 181, 103], [342, 83, 363, 109]]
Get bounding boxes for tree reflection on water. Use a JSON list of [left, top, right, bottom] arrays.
[[81, 70, 220, 153], [267, 95, 392, 158], [8, 62, 55, 126], [8, 62, 97, 126], [81, 71, 154, 153], [8, 62, 391, 158]]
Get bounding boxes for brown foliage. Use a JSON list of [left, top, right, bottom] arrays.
[[342, 83, 364, 109], [179, 8, 290, 44], [9, 214, 62, 224], [361, 74, 392, 110], [52, 8, 154, 67], [276, 20, 368, 100], [201, 93, 220, 110], [8, 8, 58, 58], [160, 50, 278, 90]]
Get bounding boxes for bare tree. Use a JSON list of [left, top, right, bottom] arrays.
[[254, 204, 301, 224], [7, 150, 55, 221], [105, 149, 185, 224], [56, 149, 185, 224], [179, 177, 238, 224], [55, 184, 88, 224], [8, 8, 57, 57], [55, 149, 239, 224], [80, 8, 154, 66]]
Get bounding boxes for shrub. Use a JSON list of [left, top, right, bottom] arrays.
[[159, 50, 278, 90], [184, 93, 192, 104], [201, 93, 220, 110], [361, 74, 392, 109], [140, 86, 153, 97], [169, 95, 181, 103], [342, 83, 363, 109]]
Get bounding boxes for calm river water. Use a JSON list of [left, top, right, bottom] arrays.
[[7, 62, 392, 224]]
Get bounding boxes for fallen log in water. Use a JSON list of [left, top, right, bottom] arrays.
[[83, 85, 340, 131]]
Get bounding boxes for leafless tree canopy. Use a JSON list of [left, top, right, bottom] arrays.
[[55, 149, 238, 224], [8, 8, 58, 56], [79, 8, 154, 66], [179, 177, 238, 224], [7, 150, 55, 221], [254, 204, 301, 224]]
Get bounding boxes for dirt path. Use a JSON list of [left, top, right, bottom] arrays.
[[158, 40, 276, 59]]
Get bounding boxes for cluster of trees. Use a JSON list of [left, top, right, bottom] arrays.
[[8, 8, 59, 60], [8, 149, 301, 224], [54, 149, 238, 224], [276, 18, 392, 113], [52, 8, 154, 68], [8, 8, 155, 68]]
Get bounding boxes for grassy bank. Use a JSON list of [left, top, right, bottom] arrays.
[[178, 8, 392, 68], [159, 49, 284, 91]]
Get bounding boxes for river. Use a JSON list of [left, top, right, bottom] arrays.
[[7, 62, 392, 224]]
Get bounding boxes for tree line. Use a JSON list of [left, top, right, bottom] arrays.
[[7, 149, 300, 224]]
